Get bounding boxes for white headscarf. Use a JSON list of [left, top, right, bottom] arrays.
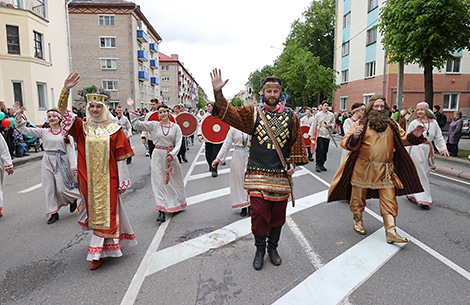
[[85, 94, 117, 124]]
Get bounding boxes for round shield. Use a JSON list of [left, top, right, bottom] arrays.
[[301, 125, 311, 147], [148, 111, 176, 123], [201, 115, 230, 144], [176, 112, 198, 136]]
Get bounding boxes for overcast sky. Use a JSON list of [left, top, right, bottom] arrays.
[[135, 0, 313, 99]]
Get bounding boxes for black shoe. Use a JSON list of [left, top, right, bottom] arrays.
[[221, 161, 226, 166], [247, 206, 251, 216], [156, 211, 166, 222], [253, 234, 267, 270], [420, 204, 431, 210], [70, 200, 77, 213], [320, 165, 327, 171], [308, 157, 314, 162], [268, 249, 282, 266], [178, 155, 182, 163], [316, 165, 322, 172], [24, 153, 30, 156], [267, 227, 282, 266], [212, 170, 218, 178], [47, 213, 59, 224], [182, 157, 188, 162], [240, 207, 248, 217], [126, 157, 132, 164]]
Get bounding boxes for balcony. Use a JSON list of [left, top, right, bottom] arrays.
[[150, 59, 158, 69], [151, 77, 159, 85], [149, 43, 158, 53], [138, 71, 149, 80], [137, 30, 148, 43], [137, 50, 149, 62]]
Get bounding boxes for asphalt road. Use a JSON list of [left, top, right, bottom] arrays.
[[1, 134, 469, 305]]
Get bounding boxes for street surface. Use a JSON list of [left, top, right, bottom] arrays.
[[1, 134, 470, 305]]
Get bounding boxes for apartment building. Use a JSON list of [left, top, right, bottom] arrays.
[[159, 53, 199, 109], [0, 0, 70, 124], [68, 0, 161, 109], [334, 0, 470, 118]]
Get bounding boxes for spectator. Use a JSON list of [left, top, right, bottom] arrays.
[[447, 111, 463, 157], [12, 128, 29, 157], [433, 105, 447, 129], [391, 105, 400, 122]]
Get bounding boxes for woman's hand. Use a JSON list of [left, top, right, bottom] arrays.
[[441, 150, 450, 159], [198, 135, 203, 142], [211, 159, 219, 168], [126, 98, 135, 112], [64, 72, 80, 91], [72, 169, 78, 176], [13, 101, 22, 116], [6, 168, 13, 175], [167, 154, 174, 162]]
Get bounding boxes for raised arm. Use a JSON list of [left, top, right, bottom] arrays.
[[13, 101, 44, 138], [58, 72, 80, 116]]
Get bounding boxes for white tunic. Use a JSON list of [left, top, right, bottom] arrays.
[[16, 119, 81, 215], [0, 135, 13, 213], [116, 115, 132, 138], [406, 119, 447, 206], [215, 127, 250, 209], [340, 117, 358, 162], [131, 113, 187, 212]]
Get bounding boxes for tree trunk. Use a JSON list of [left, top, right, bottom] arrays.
[[423, 57, 434, 108]]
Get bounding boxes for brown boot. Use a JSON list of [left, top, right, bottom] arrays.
[[383, 214, 408, 244], [353, 214, 366, 235]]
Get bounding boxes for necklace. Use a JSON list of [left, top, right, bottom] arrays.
[[50, 128, 61, 135], [161, 122, 171, 136], [418, 119, 430, 137]]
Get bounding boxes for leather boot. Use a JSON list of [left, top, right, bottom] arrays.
[[353, 213, 366, 235], [47, 213, 59, 224], [267, 227, 282, 266], [383, 214, 408, 244], [240, 207, 247, 217], [253, 234, 267, 270]]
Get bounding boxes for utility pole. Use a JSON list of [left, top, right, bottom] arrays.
[[396, 59, 404, 109]]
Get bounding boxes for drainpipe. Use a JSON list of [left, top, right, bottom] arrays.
[[65, 0, 73, 103], [129, 3, 138, 100], [382, 50, 386, 97], [332, 0, 338, 107]]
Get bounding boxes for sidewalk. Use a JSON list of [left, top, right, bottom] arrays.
[[11, 149, 44, 166]]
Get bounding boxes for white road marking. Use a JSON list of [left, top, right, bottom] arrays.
[[188, 168, 231, 180], [18, 183, 42, 194], [187, 187, 230, 206], [431, 171, 470, 186], [195, 156, 232, 166]]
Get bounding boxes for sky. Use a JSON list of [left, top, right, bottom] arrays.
[[135, 0, 313, 99]]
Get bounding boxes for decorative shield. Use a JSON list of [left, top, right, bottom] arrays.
[[148, 111, 176, 123], [310, 127, 318, 153], [176, 112, 198, 136], [201, 115, 230, 144], [301, 126, 311, 147]]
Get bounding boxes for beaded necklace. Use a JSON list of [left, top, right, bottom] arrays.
[[160, 121, 171, 136]]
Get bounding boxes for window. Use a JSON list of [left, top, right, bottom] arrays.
[[342, 41, 349, 56], [109, 101, 119, 109], [139, 83, 144, 93], [99, 15, 115, 26], [162, 76, 170, 81], [163, 97, 170, 102], [446, 58, 461, 73], [341, 70, 349, 83], [100, 37, 115, 48], [366, 28, 377, 45], [368, 0, 378, 11], [33, 31, 44, 59], [363, 93, 374, 105], [100, 58, 117, 70], [102, 80, 118, 91], [162, 86, 170, 92], [37, 83, 48, 109], [343, 12, 351, 28], [6, 25, 20, 54], [12, 81, 24, 106], [340, 97, 348, 111], [443, 93, 459, 111], [365, 61, 375, 78], [161, 65, 169, 71]]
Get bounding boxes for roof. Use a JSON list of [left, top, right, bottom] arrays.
[[159, 53, 179, 62]]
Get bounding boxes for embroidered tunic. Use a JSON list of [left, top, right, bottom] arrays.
[[0, 135, 13, 214]]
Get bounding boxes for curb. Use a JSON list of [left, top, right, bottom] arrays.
[[434, 167, 470, 181], [12, 154, 44, 167]]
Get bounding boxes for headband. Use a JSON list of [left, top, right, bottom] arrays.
[[416, 102, 430, 109], [46, 109, 62, 119], [263, 84, 281, 90]]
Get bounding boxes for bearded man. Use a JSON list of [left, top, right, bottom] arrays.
[[210, 69, 308, 270], [328, 95, 426, 243]]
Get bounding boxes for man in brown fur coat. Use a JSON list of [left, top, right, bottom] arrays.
[[328, 95, 426, 243]]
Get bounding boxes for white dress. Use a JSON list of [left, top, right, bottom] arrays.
[[0, 135, 13, 214], [406, 119, 447, 206], [340, 117, 358, 163], [215, 127, 250, 209], [16, 119, 81, 215], [131, 113, 187, 212]]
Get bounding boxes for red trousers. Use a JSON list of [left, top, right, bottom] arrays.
[[250, 196, 288, 236]]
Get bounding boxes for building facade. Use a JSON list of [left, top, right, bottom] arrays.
[[159, 53, 199, 109], [0, 0, 70, 124], [68, 0, 161, 110], [334, 0, 470, 119]]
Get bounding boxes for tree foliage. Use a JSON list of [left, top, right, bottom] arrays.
[[230, 97, 243, 107], [77, 85, 111, 100], [197, 87, 208, 109], [248, 65, 275, 100], [379, 0, 470, 106]]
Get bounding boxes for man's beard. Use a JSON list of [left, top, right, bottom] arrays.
[[367, 110, 390, 132], [263, 96, 281, 106]]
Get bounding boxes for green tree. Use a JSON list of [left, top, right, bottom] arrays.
[[77, 85, 111, 100], [379, 0, 470, 107], [197, 87, 208, 109], [248, 65, 275, 101], [231, 97, 243, 107]]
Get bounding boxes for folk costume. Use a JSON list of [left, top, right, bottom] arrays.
[[300, 114, 314, 161], [328, 116, 425, 243], [308, 110, 335, 171], [141, 110, 157, 157], [214, 127, 250, 211], [197, 111, 223, 177], [212, 88, 308, 269], [0, 135, 13, 217], [15, 116, 81, 222], [58, 90, 136, 266], [406, 104, 448, 208], [130, 112, 187, 215], [116, 114, 133, 164]]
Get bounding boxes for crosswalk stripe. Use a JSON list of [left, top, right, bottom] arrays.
[[186, 187, 230, 206], [18, 183, 42, 194]]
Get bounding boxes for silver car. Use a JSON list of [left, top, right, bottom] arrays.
[[462, 116, 470, 138]]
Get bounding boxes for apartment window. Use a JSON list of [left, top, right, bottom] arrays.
[[343, 12, 351, 28], [109, 101, 119, 109], [368, 0, 378, 11], [340, 97, 348, 111], [162, 76, 170, 81], [100, 37, 115, 48], [162, 86, 170, 92], [365, 61, 376, 78], [99, 15, 115, 26], [140, 83, 144, 93], [341, 70, 349, 83], [443, 93, 459, 111], [363, 93, 374, 105], [100, 58, 117, 70], [6, 25, 20, 54], [33, 31, 44, 59], [37, 83, 48, 109], [102, 80, 118, 91], [12, 81, 24, 106], [342, 41, 350, 56], [161, 65, 169, 71], [446, 58, 461, 73], [366, 28, 377, 45], [163, 97, 170, 102]]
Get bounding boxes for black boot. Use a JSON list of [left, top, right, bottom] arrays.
[[211, 164, 218, 178], [156, 211, 166, 222], [70, 199, 77, 213], [247, 206, 251, 216], [240, 207, 247, 217], [177, 154, 182, 163], [47, 213, 59, 224], [267, 227, 282, 266], [126, 157, 132, 164], [253, 234, 267, 270]]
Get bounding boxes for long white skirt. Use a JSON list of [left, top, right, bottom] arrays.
[[406, 144, 433, 206], [230, 149, 249, 209], [0, 168, 5, 214]]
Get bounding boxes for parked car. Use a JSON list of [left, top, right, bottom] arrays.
[[462, 116, 470, 139]]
